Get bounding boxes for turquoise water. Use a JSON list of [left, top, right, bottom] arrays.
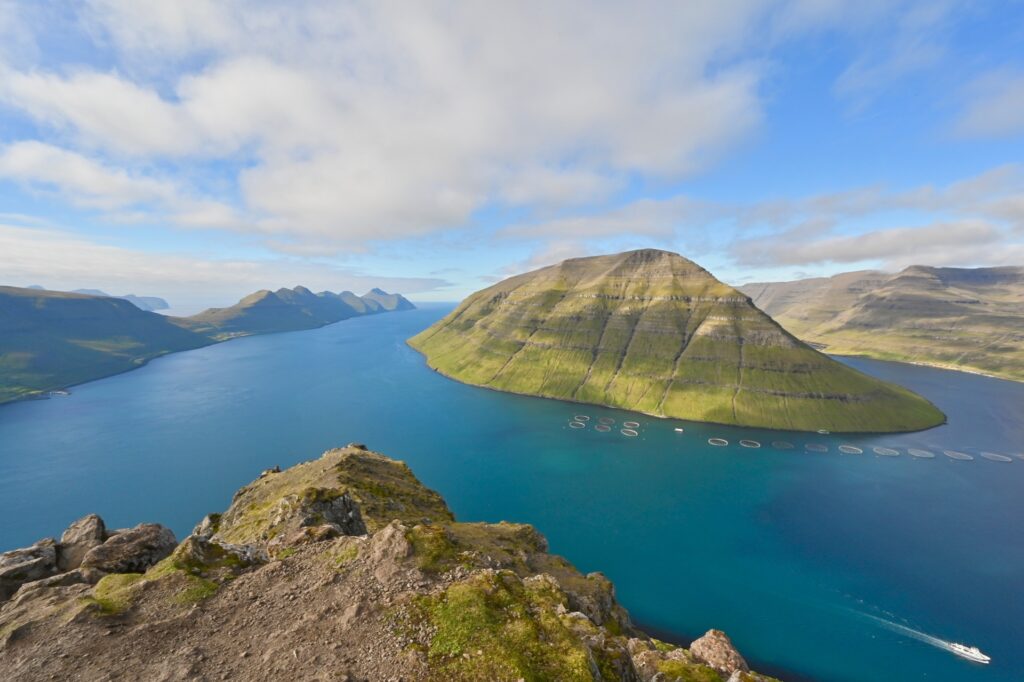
[[1, 304, 1022, 682]]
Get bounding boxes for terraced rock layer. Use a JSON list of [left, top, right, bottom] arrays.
[[410, 249, 944, 432]]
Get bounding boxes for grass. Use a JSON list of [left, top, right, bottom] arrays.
[[83, 573, 145, 615]]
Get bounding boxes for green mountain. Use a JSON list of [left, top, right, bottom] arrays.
[[742, 265, 1024, 381], [0, 286, 212, 404], [0, 285, 415, 404], [409, 249, 944, 433]]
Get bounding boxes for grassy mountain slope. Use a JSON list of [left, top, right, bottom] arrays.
[[410, 250, 944, 433], [742, 266, 1024, 381], [0, 287, 212, 403], [0, 286, 415, 404]]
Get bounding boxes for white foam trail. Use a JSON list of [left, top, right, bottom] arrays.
[[861, 613, 959, 654]]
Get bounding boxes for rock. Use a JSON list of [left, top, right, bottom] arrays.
[[265, 488, 366, 539], [57, 514, 107, 571], [81, 524, 177, 574], [345, 443, 368, 451], [367, 521, 413, 584], [689, 629, 749, 675], [192, 514, 221, 540], [0, 538, 58, 601], [175, 535, 267, 572], [274, 524, 342, 549], [12, 567, 106, 599]]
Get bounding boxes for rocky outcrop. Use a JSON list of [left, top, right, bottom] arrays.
[[0, 539, 58, 601], [57, 514, 106, 571], [0, 445, 782, 681], [80, 523, 177, 573], [690, 629, 750, 675]]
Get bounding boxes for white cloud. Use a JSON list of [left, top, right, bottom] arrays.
[[0, 223, 451, 312], [955, 70, 1024, 138]]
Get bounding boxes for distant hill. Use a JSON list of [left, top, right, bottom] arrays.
[[410, 249, 943, 433], [62, 288, 171, 312], [188, 286, 414, 339], [742, 265, 1024, 381], [0, 285, 415, 403], [361, 287, 416, 312], [0, 287, 211, 403]]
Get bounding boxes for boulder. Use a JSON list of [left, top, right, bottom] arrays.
[[57, 514, 107, 571], [81, 524, 177, 574], [174, 535, 267, 573], [266, 488, 367, 538], [690, 629, 749, 675], [0, 538, 59, 601]]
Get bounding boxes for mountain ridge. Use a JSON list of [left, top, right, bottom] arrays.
[[0, 285, 415, 404], [410, 249, 944, 433], [742, 265, 1024, 381]]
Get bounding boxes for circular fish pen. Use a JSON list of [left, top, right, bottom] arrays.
[[838, 445, 863, 455], [873, 446, 900, 457], [574, 415, 591, 422], [569, 421, 586, 429], [594, 424, 611, 433], [771, 441, 794, 450], [620, 428, 639, 437], [907, 448, 935, 459], [980, 452, 1013, 462], [708, 438, 729, 447], [623, 421, 641, 429], [943, 450, 973, 461], [739, 439, 761, 448], [598, 417, 615, 425], [805, 443, 828, 453]]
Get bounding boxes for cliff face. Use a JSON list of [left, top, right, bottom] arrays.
[[409, 249, 944, 433], [1, 445, 778, 682], [742, 265, 1024, 382]]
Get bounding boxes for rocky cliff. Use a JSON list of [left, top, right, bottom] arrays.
[[0, 445, 779, 682]]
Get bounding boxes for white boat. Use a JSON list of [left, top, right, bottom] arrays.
[[674, 427, 684, 433], [949, 643, 990, 664]]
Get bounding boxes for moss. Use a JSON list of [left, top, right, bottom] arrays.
[[173, 576, 219, 605], [84, 573, 144, 615], [331, 543, 359, 567], [406, 525, 458, 573], [656, 659, 723, 681], [417, 571, 595, 681], [275, 547, 297, 560]]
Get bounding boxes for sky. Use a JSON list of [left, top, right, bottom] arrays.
[[1, 1, 1023, 312]]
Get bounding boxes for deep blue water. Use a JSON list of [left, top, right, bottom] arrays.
[[1, 304, 1022, 682]]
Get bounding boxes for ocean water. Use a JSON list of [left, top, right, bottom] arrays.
[[1, 304, 1021, 682]]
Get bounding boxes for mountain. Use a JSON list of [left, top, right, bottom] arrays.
[[68, 289, 171, 312], [188, 286, 415, 339], [742, 265, 1024, 381], [0, 444, 779, 682], [409, 249, 944, 433], [0, 286, 415, 403], [362, 287, 416, 311], [0, 286, 212, 404]]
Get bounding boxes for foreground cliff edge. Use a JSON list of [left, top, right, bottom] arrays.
[[410, 249, 944, 433], [0, 445, 779, 682]]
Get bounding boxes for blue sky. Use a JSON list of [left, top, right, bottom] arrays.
[[0, 1, 1022, 312]]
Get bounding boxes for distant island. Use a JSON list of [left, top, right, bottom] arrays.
[[0, 286, 415, 404], [409, 249, 944, 433], [742, 266, 1024, 382], [29, 286, 172, 312], [0, 444, 779, 681]]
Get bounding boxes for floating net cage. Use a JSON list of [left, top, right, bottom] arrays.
[[739, 440, 761, 448], [943, 450, 973, 460], [594, 424, 612, 433], [623, 421, 641, 429], [621, 428, 639, 437], [838, 445, 864, 455], [980, 452, 1013, 462], [708, 438, 729, 447], [598, 417, 615, 425], [772, 441, 795, 450], [805, 443, 829, 453], [907, 448, 936, 458], [574, 415, 591, 422], [873, 447, 900, 456], [569, 421, 586, 429]]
